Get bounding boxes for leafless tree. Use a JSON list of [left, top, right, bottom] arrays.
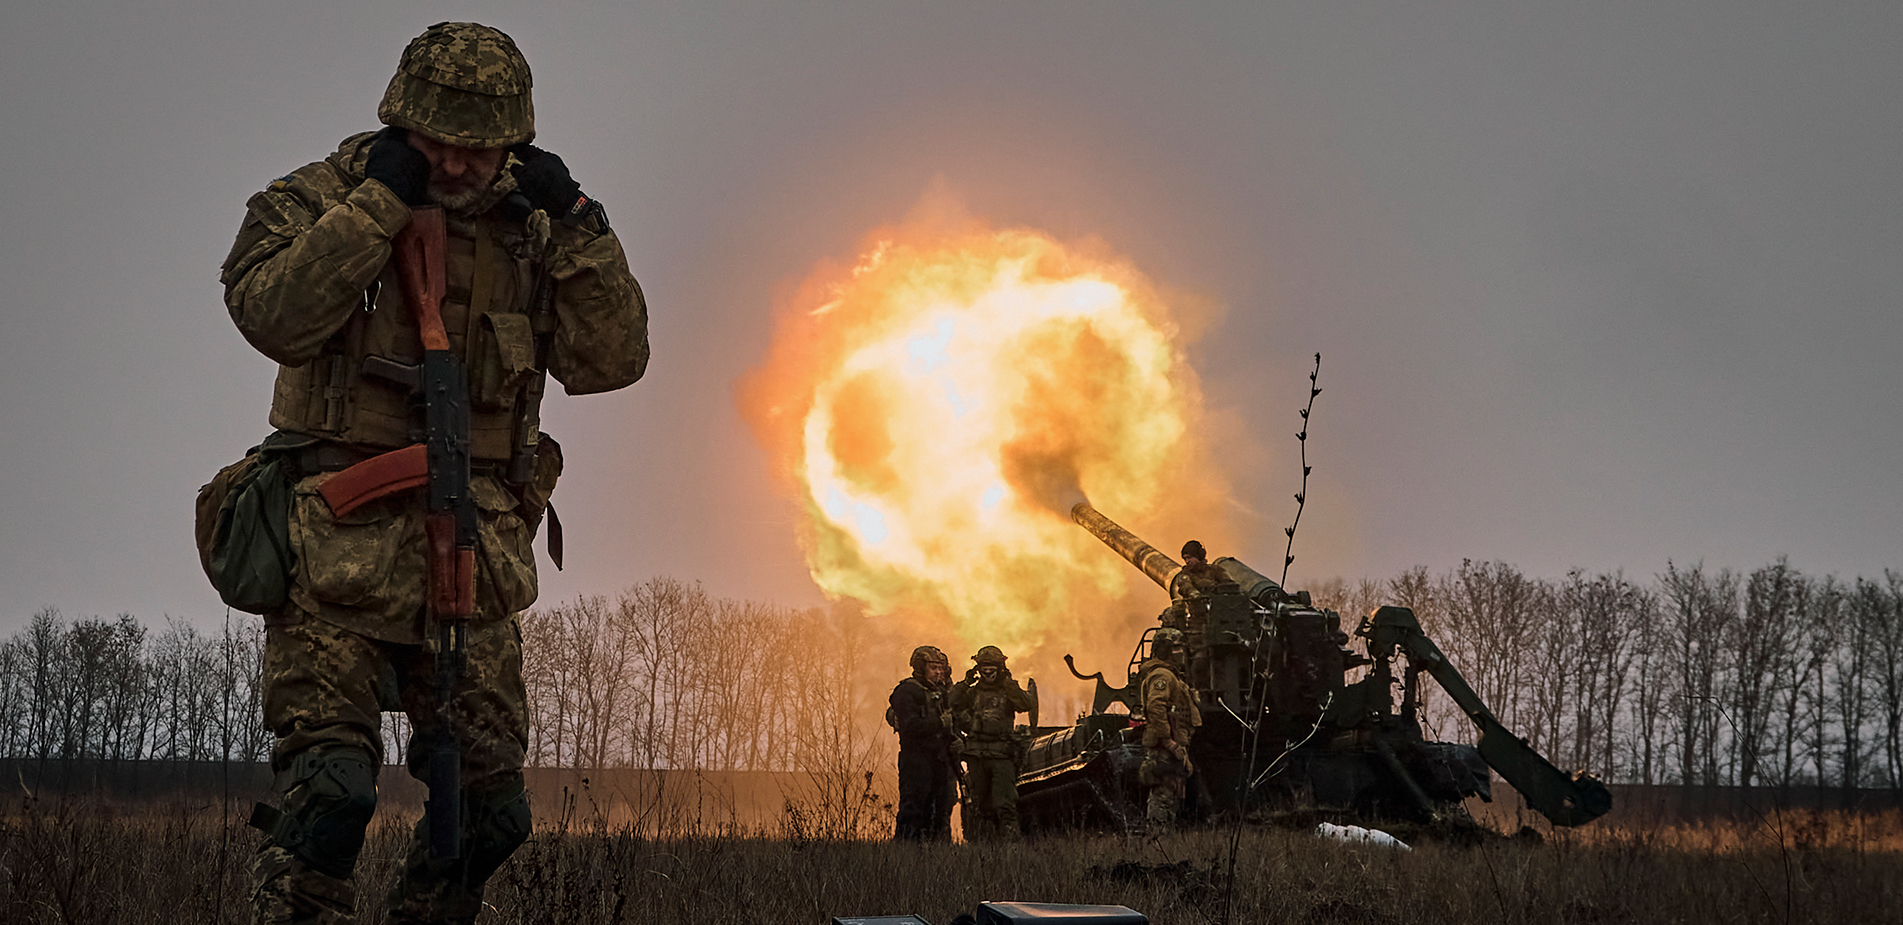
[[1660, 561, 1737, 785]]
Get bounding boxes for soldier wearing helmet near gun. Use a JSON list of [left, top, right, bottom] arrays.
[[220, 22, 647, 924], [950, 646, 1035, 840], [1165, 539, 1225, 688], [1138, 628, 1202, 831], [889, 645, 957, 841]]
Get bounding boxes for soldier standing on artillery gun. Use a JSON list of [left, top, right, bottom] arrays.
[[889, 645, 957, 841], [218, 22, 648, 924], [951, 646, 1035, 841], [1138, 628, 1203, 831], [1163, 540, 1226, 686]]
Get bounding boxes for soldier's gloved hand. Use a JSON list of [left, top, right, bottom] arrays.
[[364, 127, 431, 207], [509, 143, 599, 226]]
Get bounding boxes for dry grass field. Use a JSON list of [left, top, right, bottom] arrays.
[[3, 788, 1900, 925]]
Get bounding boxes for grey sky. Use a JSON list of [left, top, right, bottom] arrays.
[[2, 2, 1898, 634]]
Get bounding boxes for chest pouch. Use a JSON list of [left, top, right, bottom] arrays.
[[470, 311, 537, 411]]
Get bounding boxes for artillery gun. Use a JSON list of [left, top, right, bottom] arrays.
[[1013, 502, 1612, 834]]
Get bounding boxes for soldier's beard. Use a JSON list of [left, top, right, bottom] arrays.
[[428, 171, 501, 212]]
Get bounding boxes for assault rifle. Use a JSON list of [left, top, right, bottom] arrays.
[[391, 205, 476, 861]]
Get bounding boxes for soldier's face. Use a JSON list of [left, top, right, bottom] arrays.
[[405, 132, 507, 209], [926, 662, 948, 685], [979, 665, 1000, 682]]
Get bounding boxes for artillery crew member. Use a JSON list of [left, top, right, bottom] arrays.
[[889, 645, 957, 841], [951, 645, 1036, 841], [1138, 628, 1203, 830], [219, 22, 648, 924], [1165, 540, 1226, 685]]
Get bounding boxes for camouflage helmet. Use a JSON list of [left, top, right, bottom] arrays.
[[909, 645, 949, 674], [972, 645, 1008, 666], [378, 22, 535, 147], [1181, 540, 1207, 561]]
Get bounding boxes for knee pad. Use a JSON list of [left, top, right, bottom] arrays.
[[464, 777, 531, 883], [251, 746, 378, 880]]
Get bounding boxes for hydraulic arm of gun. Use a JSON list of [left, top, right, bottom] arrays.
[[1362, 606, 1612, 826]]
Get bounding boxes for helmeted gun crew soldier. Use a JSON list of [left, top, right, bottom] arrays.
[[1164, 539, 1227, 687], [950, 645, 1035, 841], [220, 22, 647, 924], [1137, 628, 1202, 831], [888, 645, 957, 841]]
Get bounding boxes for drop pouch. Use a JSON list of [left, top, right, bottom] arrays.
[[194, 448, 296, 614]]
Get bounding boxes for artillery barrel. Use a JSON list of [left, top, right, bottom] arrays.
[[1214, 557, 1284, 605], [1070, 502, 1182, 593]]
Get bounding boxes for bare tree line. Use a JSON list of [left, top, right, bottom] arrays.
[[1311, 558, 1903, 790], [4, 561, 1901, 792], [0, 607, 269, 764], [517, 577, 879, 773]]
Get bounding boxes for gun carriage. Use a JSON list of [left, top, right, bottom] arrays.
[[1013, 502, 1612, 834]]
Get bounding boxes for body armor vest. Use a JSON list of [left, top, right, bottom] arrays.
[[269, 208, 544, 460]]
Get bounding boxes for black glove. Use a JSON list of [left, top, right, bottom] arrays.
[[364, 127, 430, 207], [510, 143, 607, 230], [508, 144, 582, 214]]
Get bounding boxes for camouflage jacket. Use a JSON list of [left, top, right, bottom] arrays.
[[219, 133, 648, 642], [950, 673, 1034, 757], [1139, 659, 1201, 749], [221, 132, 648, 460]]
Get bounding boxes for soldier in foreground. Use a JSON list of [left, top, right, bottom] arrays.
[[220, 22, 647, 924], [951, 646, 1035, 840], [889, 645, 957, 840], [1138, 628, 1202, 831]]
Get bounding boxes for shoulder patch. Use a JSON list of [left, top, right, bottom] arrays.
[[267, 174, 295, 192]]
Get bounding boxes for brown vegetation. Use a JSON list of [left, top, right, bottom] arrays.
[[2, 791, 1898, 924]]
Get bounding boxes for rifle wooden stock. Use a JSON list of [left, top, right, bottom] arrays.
[[394, 207, 450, 352]]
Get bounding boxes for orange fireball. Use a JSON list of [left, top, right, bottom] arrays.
[[738, 198, 1232, 661]]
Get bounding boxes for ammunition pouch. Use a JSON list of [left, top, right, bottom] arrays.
[[194, 446, 296, 615], [470, 311, 538, 411], [249, 746, 379, 880], [289, 470, 540, 622]]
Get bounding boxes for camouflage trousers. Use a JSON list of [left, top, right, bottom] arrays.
[[253, 605, 529, 925], [961, 755, 1020, 841], [1139, 746, 1190, 828]]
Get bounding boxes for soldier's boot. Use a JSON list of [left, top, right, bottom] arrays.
[[250, 745, 379, 924], [387, 775, 531, 925]]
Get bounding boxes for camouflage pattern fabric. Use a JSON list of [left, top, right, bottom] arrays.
[[950, 673, 1034, 757], [950, 673, 1034, 841], [1139, 660, 1200, 750], [1139, 747, 1190, 827], [222, 132, 648, 465], [1137, 660, 1200, 830], [962, 756, 1021, 841], [378, 22, 535, 147], [283, 467, 537, 645], [255, 605, 526, 923]]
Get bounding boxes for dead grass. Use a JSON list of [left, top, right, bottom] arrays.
[[2, 792, 1898, 924]]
